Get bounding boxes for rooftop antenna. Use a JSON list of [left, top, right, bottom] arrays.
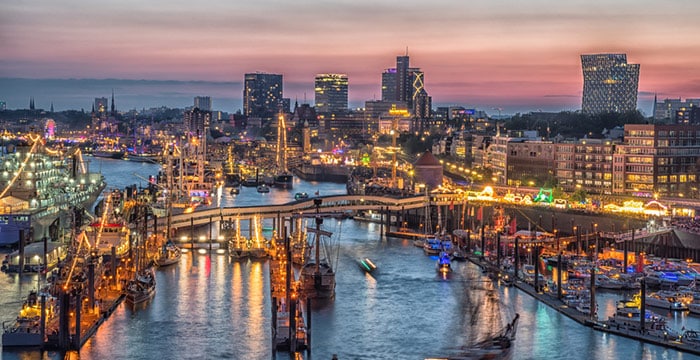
[[303, 92, 307, 104], [406, 46, 409, 56]]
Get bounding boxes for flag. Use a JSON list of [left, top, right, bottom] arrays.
[[508, 217, 517, 235], [314, 190, 319, 196], [449, 200, 454, 211], [476, 206, 483, 222]]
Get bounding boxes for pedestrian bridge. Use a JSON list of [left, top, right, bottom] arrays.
[[162, 194, 450, 231]]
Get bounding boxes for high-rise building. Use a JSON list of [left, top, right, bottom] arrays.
[[243, 73, 283, 119], [0, 101, 6, 111], [314, 74, 348, 117], [396, 55, 410, 105], [581, 53, 640, 114], [183, 107, 211, 138], [381, 68, 397, 101], [194, 96, 212, 111]]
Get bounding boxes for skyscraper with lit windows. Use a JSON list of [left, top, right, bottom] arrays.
[[243, 73, 283, 119], [581, 53, 639, 114], [314, 74, 348, 117]]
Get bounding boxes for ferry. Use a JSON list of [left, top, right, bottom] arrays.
[[0, 135, 106, 246]]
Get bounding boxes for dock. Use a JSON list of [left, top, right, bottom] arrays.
[[465, 255, 700, 356]]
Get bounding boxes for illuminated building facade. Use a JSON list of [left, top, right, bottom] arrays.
[[613, 124, 700, 197], [555, 139, 617, 195], [381, 68, 397, 101], [314, 74, 348, 117], [243, 72, 283, 119], [581, 53, 639, 114]]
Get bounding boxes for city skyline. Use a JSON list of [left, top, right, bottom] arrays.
[[2, 0, 700, 114]]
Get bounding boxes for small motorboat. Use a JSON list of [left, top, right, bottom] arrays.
[[436, 251, 452, 273], [230, 187, 240, 195], [359, 258, 377, 273], [294, 192, 309, 200], [257, 184, 270, 193], [451, 249, 467, 261]]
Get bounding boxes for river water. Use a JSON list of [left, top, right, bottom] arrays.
[[2, 158, 700, 359]]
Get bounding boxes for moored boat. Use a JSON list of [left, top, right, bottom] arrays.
[[257, 184, 270, 193], [124, 267, 156, 305], [1, 290, 57, 348]]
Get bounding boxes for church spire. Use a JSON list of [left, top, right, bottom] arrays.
[[50, 102, 54, 113], [111, 89, 115, 115], [29, 97, 35, 110]]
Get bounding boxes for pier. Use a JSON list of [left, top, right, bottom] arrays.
[[465, 255, 700, 356]]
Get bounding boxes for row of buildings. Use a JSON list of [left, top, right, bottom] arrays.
[[436, 124, 700, 199]]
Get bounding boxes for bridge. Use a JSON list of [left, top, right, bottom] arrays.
[[161, 194, 439, 231]]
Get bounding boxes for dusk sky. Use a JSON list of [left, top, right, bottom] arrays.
[[2, 0, 700, 114]]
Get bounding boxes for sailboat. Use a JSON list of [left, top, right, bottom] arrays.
[[300, 200, 337, 299], [153, 144, 181, 267], [125, 206, 156, 305], [274, 113, 294, 189]]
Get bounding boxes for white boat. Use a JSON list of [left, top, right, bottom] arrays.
[[423, 236, 441, 255], [595, 274, 624, 290], [645, 292, 688, 311], [688, 302, 700, 315], [86, 190, 131, 260], [604, 299, 679, 339]]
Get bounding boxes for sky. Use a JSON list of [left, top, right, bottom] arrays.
[[2, 0, 700, 115]]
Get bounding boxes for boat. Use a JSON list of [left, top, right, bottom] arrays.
[[93, 148, 125, 159], [436, 251, 452, 273], [645, 292, 689, 311], [124, 267, 156, 305], [359, 258, 377, 274], [242, 177, 258, 187], [230, 186, 240, 195], [274, 173, 294, 189], [273, 113, 294, 189], [0, 135, 106, 246], [451, 248, 467, 262], [300, 205, 337, 299], [501, 273, 514, 286], [2, 290, 57, 348], [257, 184, 270, 193], [2, 241, 67, 273], [603, 298, 679, 338], [85, 190, 131, 260], [294, 192, 309, 200], [154, 241, 181, 267], [423, 235, 441, 255]]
